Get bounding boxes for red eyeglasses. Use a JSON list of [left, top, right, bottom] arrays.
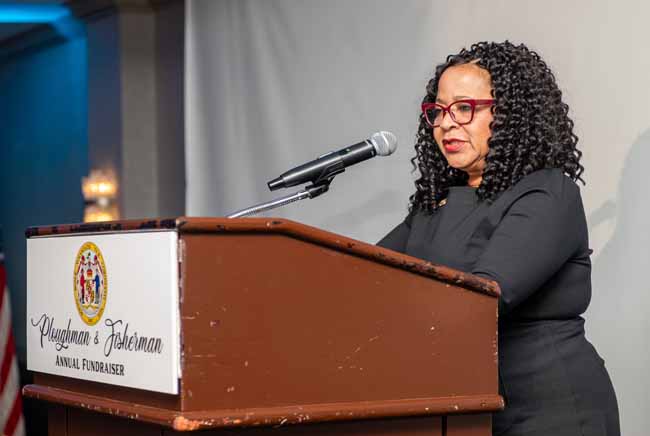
[[422, 99, 495, 127]]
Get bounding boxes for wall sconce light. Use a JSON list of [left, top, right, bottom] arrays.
[[82, 169, 119, 222]]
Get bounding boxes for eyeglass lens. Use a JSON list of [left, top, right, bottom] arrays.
[[427, 101, 474, 126]]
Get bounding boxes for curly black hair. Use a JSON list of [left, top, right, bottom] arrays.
[[410, 41, 584, 213]]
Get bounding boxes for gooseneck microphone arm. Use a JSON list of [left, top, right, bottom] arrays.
[[226, 181, 332, 218]]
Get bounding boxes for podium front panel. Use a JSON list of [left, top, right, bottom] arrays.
[[179, 230, 497, 410]]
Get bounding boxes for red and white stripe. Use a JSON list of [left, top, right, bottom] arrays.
[[0, 262, 25, 436]]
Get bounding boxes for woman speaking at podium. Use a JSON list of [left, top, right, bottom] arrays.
[[379, 41, 620, 436]]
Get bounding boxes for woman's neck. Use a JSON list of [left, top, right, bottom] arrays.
[[467, 174, 482, 187]]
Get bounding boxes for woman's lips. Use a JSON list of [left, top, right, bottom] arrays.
[[443, 139, 466, 153]]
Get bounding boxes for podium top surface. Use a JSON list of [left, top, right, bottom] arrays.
[[26, 217, 499, 298]]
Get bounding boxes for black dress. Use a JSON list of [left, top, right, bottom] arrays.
[[378, 169, 620, 436]]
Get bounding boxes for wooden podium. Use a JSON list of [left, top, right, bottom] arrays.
[[23, 217, 502, 435]]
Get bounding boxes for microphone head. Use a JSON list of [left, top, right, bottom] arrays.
[[370, 131, 398, 156]]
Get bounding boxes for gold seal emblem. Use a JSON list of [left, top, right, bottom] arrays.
[[73, 242, 108, 325]]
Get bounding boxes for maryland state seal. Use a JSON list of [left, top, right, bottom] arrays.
[[73, 242, 108, 326]]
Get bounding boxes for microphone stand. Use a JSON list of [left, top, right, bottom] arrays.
[[226, 179, 332, 218]]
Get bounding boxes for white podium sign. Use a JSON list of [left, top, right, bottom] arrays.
[[27, 231, 180, 394]]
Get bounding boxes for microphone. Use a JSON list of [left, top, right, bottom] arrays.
[[267, 131, 397, 190]]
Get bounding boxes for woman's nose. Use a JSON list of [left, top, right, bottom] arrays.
[[438, 110, 458, 129]]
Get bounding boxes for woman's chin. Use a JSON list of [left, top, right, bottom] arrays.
[[446, 155, 473, 171], [446, 152, 485, 175]]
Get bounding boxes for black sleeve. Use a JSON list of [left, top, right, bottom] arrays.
[[376, 213, 413, 253], [471, 176, 586, 315]]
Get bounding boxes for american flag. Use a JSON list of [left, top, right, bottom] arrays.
[[0, 254, 25, 436]]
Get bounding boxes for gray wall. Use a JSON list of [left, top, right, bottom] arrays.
[[155, 0, 186, 216], [87, 1, 185, 220], [185, 1, 650, 434]]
